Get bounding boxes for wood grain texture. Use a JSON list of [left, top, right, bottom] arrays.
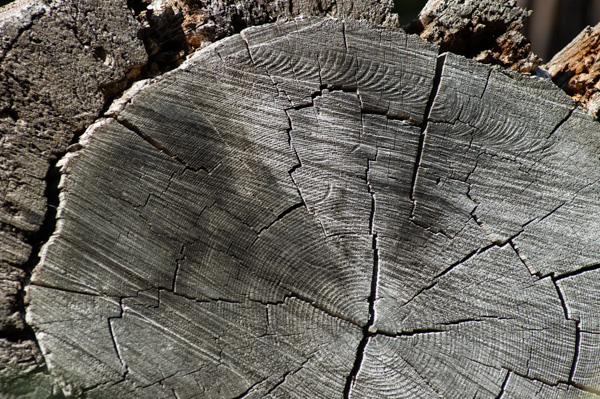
[[136, 0, 399, 76], [24, 16, 600, 399]]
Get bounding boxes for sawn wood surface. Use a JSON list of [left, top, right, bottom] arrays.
[[25, 17, 600, 399]]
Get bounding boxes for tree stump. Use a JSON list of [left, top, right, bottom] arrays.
[[4, 1, 600, 398], [22, 16, 600, 398]]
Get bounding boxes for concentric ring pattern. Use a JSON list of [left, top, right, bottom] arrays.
[[27, 18, 600, 398]]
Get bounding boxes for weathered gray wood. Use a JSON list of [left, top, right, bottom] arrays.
[[22, 15, 600, 399], [26, 18, 435, 397]]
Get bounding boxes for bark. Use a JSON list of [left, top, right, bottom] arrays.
[[544, 22, 600, 118], [3, 0, 600, 398], [0, 1, 147, 396], [405, 0, 542, 73]]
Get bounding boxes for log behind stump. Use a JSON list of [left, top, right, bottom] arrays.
[[24, 17, 600, 398]]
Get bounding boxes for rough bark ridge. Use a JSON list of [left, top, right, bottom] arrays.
[[25, 15, 600, 399], [0, 1, 146, 396], [406, 0, 542, 73], [0, 0, 397, 397], [544, 22, 600, 118]]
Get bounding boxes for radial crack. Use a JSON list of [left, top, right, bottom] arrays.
[[392, 327, 447, 337], [240, 33, 257, 67], [343, 334, 370, 399], [399, 243, 498, 310], [245, 31, 312, 213], [241, 33, 294, 105], [172, 244, 186, 292], [400, 280, 437, 309], [411, 53, 446, 217], [509, 240, 532, 274], [283, 109, 308, 210], [434, 243, 495, 280], [167, 289, 362, 329], [255, 203, 304, 237], [341, 20, 348, 52], [401, 355, 445, 398], [503, 367, 585, 391], [545, 105, 576, 141], [108, 300, 128, 380], [502, 367, 600, 396], [554, 262, 600, 281], [231, 376, 269, 399], [28, 282, 102, 297], [116, 117, 211, 174], [361, 109, 418, 124], [439, 316, 512, 326], [495, 370, 511, 399], [263, 356, 312, 397], [568, 322, 581, 383], [366, 154, 380, 335], [377, 317, 511, 338], [343, 149, 379, 398], [551, 278, 570, 320], [284, 294, 363, 328]]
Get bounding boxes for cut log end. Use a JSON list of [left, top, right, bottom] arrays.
[[23, 17, 600, 398], [4, 0, 600, 398]]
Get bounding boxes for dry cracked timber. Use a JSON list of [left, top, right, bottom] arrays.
[[16, 15, 600, 399]]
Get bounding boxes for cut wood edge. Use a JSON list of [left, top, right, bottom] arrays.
[[4, 0, 600, 396], [24, 14, 600, 398]]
